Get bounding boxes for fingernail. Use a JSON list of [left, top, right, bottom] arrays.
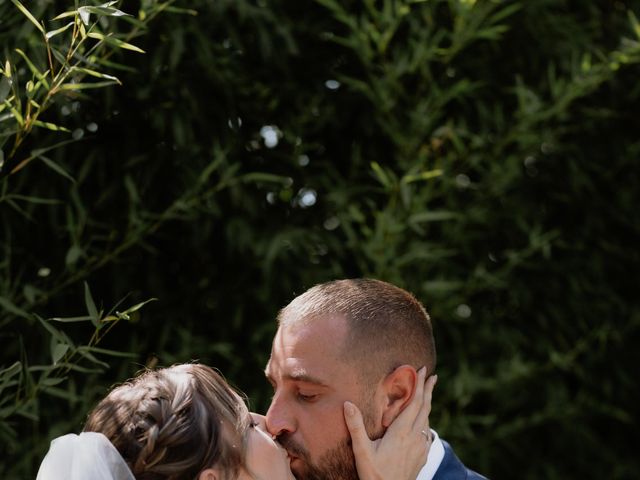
[[433, 374, 438, 385], [344, 401, 356, 417], [418, 366, 426, 375]]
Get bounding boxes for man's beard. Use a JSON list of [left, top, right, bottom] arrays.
[[277, 402, 382, 480], [279, 434, 358, 480]]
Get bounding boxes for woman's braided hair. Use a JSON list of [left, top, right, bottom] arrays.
[[84, 364, 250, 480]]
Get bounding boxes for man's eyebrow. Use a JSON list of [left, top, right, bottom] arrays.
[[263, 366, 328, 387], [287, 370, 327, 386]]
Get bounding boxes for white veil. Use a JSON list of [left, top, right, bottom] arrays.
[[36, 432, 136, 480]]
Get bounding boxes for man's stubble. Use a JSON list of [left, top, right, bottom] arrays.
[[278, 400, 382, 480]]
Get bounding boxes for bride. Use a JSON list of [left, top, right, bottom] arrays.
[[36, 363, 436, 480]]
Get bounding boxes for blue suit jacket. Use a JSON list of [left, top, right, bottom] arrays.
[[432, 440, 487, 480]]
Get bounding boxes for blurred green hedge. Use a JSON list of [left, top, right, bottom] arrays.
[[1, 0, 639, 478]]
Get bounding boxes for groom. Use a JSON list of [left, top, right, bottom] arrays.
[[264, 278, 486, 480]]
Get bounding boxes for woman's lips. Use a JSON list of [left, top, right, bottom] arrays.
[[288, 454, 301, 470]]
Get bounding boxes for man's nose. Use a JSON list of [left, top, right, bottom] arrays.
[[265, 393, 295, 437]]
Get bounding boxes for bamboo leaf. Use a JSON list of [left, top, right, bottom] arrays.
[[84, 282, 99, 327], [50, 45, 68, 65], [93, 56, 137, 73], [5, 194, 61, 205], [11, 0, 45, 34], [370, 161, 392, 187], [0, 296, 30, 319], [36, 315, 66, 343], [51, 11, 77, 21], [0, 77, 12, 104], [40, 386, 80, 401], [33, 120, 70, 132], [45, 21, 75, 40], [38, 155, 76, 183], [77, 3, 130, 27], [120, 298, 157, 316], [82, 346, 136, 358], [75, 347, 109, 368], [163, 6, 198, 16], [14, 407, 38, 421], [0, 362, 22, 378], [40, 377, 66, 387], [69, 66, 121, 84], [65, 245, 84, 267], [59, 80, 120, 90], [27, 138, 80, 161], [489, 2, 523, 24], [25, 80, 35, 98], [239, 172, 292, 185], [23, 284, 41, 304], [87, 32, 145, 53], [629, 10, 640, 40], [6, 199, 32, 219], [50, 343, 69, 364], [47, 363, 102, 373], [3, 99, 23, 126], [0, 406, 18, 420], [476, 25, 510, 41], [6, 198, 33, 221], [409, 211, 459, 223], [402, 169, 444, 183], [197, 156, 225, 185], [50, 315, 93, 323], [78, 7, 91, 25], [81, 6, 130, 18]]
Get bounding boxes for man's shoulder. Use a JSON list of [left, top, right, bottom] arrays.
[[432, 439, 488, 480]]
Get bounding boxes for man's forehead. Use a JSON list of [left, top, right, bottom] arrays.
[[266, 315, 352, 380], [274, 315, 348, 355], [278, 311, 349, 341]]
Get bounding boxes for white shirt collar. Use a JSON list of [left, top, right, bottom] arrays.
[[416, 429, 445, 480]]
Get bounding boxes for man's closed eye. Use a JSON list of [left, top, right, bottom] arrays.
[[297, 393, 319, 402]]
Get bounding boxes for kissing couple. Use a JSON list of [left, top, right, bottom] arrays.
[[37, 279, 486, 479]]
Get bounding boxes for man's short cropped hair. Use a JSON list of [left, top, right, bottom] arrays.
[[278, 278, 436, 380]]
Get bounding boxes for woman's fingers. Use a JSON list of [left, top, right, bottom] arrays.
[[413, 374, 437, 431], [344, 401, 373, 465]]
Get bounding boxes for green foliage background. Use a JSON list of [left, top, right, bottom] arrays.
[[1, 0, 639, 478]]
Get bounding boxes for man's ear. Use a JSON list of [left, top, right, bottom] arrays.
[[380, 365, 417, 428], [198, 468, 221, 480]]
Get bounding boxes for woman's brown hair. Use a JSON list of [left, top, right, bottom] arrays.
[[83, 364, 250, 480]]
